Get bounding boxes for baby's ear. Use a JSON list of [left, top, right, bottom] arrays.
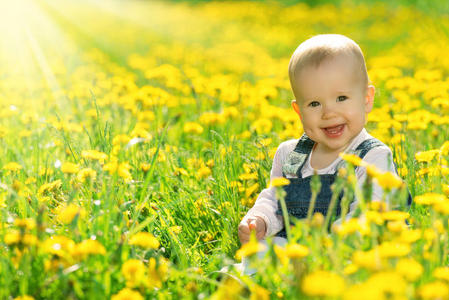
[[291, 100, 302, 120], [365, 85, 375, 113]]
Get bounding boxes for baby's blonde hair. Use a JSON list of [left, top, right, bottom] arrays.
[[288, 34, 369, 96]]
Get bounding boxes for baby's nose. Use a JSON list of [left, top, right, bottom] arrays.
[[321, 106, 337, 119]]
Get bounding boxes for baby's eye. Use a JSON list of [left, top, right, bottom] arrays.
[[337, 95, 348, 102], [308, 101, 320, 107]]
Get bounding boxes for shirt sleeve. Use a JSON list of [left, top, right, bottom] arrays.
[[355, 146, 397, 207], [243, 141, 294, 237]]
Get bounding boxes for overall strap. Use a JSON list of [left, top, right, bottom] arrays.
[[352, 138, 385, 160], [281, 134, 315, 178], [292, 134, 315, 155], [332, 138, 385, 175]]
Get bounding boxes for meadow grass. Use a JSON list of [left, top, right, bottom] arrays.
[[1, 0, 449, 299]]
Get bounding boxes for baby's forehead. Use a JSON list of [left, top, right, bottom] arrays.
[[297, 54, 362, 81], [293, 58, 366, 99], [302, 52, 359, 71]]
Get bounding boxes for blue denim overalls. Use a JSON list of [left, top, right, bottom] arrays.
[[275, 134, 388, 239]]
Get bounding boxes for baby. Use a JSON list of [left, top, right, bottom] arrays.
[[238, 34, 399, 262]]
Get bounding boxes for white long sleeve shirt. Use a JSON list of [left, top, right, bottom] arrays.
[[244, 128, 397, 237]]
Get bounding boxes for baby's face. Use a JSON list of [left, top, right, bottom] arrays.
[[292, 54, 374, 155]]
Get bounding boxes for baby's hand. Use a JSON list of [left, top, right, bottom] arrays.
[[238, 216, 266, 244]]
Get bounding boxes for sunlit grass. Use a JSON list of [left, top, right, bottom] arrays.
[[0, 0, 449, 299]]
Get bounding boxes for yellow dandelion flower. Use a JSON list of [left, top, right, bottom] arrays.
[[382, 210, 409, 221], [210, 275, 243, 300], [183, 122, 204, 134], [21, 234, 37, 246], [369, 201, 387, 212], [206, 159, 214, 168], [141, 163, 151, 172], [334, 218, 362, 236], [304, 214, 321, 229], [251, 118, 272, 134], [173, 167, 188, 176], [38, 179, 62, 196], [418, 281, 449, 300], [352, 249, 384, 271], [339, 153, 363, 166], [302, 271, 345, 297], [103, 161, 118, 174], [343, 264, 358, 275], [169, 226, 182, 235], [365, 271, 407, 296], [374, 171, 403, 190], [202, 232, 214, 242], [61, 162, 80, 174], [111, 288, 143, 300], [415, 193, 446, 206], [424, 228, 437, 242], [223, 106, 240, 118], [147, 256, 170, 289], [433, 200, 449, 215], [4, 230, 20, 245], [198, 166, 211, 178], [14, 218, 36, 230], [239, 172, 258, 181], [433, 267, 449, 282], [397, 166, 408, 177], [147, 257, 163, 289], [73, 239, 106, 257], [245, 183, 259, 198], [396, 258, 423, 281], [270, 177, 290, 187], [259, 138, 272, 147], [77, 168, 97, 183], [366, 164, 382, 178], [387, 220, 408, 232], [42, 235, 75, 257], [129, 232, 160, 249], [285, 243, 309, 259], [118, 163, 132, 182], [255, 152, 266, 160], [14, 296, 34, 300], [38, 167, 54, 177], [433, 219, 445, 234], [366, 210, 384, 225], [441, 141, 449, 155], [343, 282, 383, 300], [122, 259, 145, 287], [199, 112, 225, 126], [250, 284, 270, 300], [274, 245, 289, 266], [81, 149, 108, 163], [3, 162, 22, 171], [238, 130, 252, 139], [137, 111, 155, 122], [235, 239, 266, 261], [112, 134, 131, 146], [415, 149, 440, 162], [377, 242, 410, 258], [25, 177, 36, 185], [56, 203, 86, 224]]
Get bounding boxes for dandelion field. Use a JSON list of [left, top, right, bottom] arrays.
[[2, 0, 449, 299]]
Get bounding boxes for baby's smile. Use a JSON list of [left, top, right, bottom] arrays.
[[321, 124, 345, 138]]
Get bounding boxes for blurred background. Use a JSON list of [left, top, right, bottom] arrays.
[[1, 1, 449, 298]]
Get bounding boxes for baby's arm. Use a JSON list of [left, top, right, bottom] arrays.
[[242, 140, 296, 237]]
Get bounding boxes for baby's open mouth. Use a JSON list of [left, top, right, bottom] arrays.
[[322, 124, 345, 137]]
